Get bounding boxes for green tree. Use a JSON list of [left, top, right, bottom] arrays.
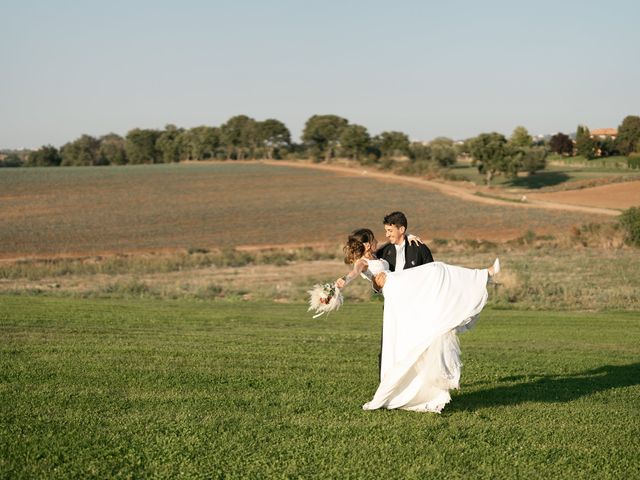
[[619, 206, 640, 247], [376, 131, 410, 158], [257, 119, 290, 159], [27, 145, 62, 167], [60, 134, 101, 166], [339, 124, 370, 161], [595, 137, 618, 157], [0, 152, 23, 167], [616, 115, 640, 155], [516, 146, 548, 174], [220, 115, 258, 160], [182, 126, 220, 160], [469, 132, 514, 184], [507, 127, 547, 175], [409, 143, 431, 162], [125, 128, 162, 164], [301, 114, 349, 162], [549, 133, 574, 155], [509, 126, 533, 148], [99, 133, 127, 165], [429, 137, 457, 167], [156, 124, 185, 163], [575, 125, 595, 159]]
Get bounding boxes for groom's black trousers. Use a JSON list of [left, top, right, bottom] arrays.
[[378, 320, 383, 377]]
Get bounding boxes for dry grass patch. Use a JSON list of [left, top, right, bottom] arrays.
[[2, 239, 638, 311]]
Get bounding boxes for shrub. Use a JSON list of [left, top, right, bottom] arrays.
[[397, 160, 433, 176], [260, 251, 295, 266], [0, 153, 23, 167], [194, 284, 224, 299], [628, 154, 640, 170], [379, 157, 395, 170], [619, 207, 640, 247], [441, 171, 467, 181], [217, 247, 254, 267], [188, 247, 210, 254], [102, 279, 156, 297]]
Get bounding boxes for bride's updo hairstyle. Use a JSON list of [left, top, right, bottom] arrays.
[[343, 228, 375, 264]]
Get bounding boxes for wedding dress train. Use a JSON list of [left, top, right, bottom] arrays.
[[362, 260, 489, 413]]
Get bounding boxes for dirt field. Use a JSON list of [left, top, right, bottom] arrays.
[[265, 160, 622, 215], [0, 162, 614, 259], [527, 181, 640, 210]]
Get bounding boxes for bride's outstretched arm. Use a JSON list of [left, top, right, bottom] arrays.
[[335, 259, 367, 289]]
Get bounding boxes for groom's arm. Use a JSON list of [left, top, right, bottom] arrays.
[[417, 243, 434, 264]]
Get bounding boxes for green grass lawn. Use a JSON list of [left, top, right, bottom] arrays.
[[1, 296, 638, 478], [547, 155, 632, 169], [449, 163, 640, 190]]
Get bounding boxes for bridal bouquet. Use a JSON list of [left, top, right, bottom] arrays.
[[307, 282, 343, 318]]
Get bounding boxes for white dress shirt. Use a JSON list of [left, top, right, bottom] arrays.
[[394, 240, 406, 272]]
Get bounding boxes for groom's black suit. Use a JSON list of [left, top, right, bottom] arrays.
[[374, 237, 434, 377], [376, 238, 434, 272]]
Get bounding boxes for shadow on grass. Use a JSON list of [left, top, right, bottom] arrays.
[[452, 363, 640, 411], [505, 171, 571, 189]]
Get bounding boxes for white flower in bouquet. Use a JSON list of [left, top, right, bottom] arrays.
[[307, 282, 343, 318]]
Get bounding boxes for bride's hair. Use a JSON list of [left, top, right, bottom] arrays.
[[343, 228, 375, 264]]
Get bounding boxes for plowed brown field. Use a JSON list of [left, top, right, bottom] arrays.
[[527, 181, 640, 210], [0, 162, 612, 259]]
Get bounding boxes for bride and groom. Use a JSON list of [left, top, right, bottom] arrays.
[[336, 211, 499, 413]]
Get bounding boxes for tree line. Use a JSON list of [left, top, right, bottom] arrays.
[[463, 115, 640, 183], [2, 114, 639, 184], [548, 116, 640, 160], [17, 116, 291, 168], [2, 114, 446, 168]]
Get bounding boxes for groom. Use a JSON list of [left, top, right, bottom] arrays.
[[376, 211, 434, 272], [375, 211, 434, 376]]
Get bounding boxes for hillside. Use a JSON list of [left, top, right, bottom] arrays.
[[0, 162, 613, 259]]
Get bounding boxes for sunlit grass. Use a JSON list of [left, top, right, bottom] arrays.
[[1, 297, 638, 478], [449, 162, 640, 190]]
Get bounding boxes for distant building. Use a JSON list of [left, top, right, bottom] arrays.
[[590, 128, 618, 140]]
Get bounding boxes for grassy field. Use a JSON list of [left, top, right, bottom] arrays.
[[448, 162, 640, 190], [2, 242, 639, 311], [1, 296, 638, 478], [547, 155, 633, 169], [0, 163, 611, 258]]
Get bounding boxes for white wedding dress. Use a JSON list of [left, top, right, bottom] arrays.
[[361, 258, 489, 413]]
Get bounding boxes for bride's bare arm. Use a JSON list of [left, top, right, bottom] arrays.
[[335, 258, 368, 288]]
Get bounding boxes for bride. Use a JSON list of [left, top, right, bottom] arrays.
[[335, 228, 499, 413]]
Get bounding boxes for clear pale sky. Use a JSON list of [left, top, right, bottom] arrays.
[[1, 0, 639, 149]]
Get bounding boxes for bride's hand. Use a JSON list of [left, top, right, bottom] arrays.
[[407, 233, 423, 246], [373, 272, 387, 290], [335, 277, 346, 289]]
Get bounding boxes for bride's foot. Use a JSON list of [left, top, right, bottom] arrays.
[[488, 257, 500, 277]]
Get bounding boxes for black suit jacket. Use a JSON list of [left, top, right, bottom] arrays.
[[376, 237, 434, 272]]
